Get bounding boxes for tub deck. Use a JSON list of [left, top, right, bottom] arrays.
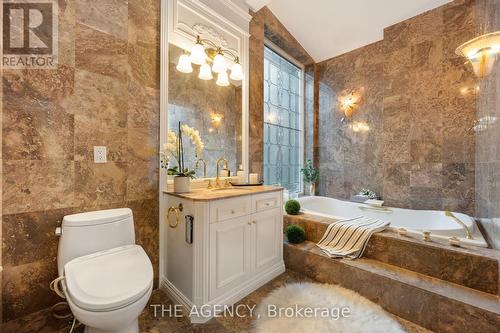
[[284, 212, 500, 295]]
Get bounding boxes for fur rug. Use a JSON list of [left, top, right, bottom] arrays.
[[253, 282, 405, 333]]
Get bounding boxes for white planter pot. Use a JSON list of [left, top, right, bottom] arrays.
[[174, 176, 191, 193]]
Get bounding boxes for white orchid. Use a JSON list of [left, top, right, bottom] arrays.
[[162, 125, 205, 169], [180, 124, 204, 157]]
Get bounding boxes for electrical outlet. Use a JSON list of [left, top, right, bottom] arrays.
[[93, 146, 107, 163]]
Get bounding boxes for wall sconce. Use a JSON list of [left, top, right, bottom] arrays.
[[455, 31, 500, 78], [210, 113, 223, 129], [339, 90, 362, 121], [351, 121, 370, 133], [176, 35, 244, 86]]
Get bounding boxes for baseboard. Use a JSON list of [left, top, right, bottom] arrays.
[[209, 262, 285, 308], [160, 262, 286, 324], [160, 277, 193, 314]]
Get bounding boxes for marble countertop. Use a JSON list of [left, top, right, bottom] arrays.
[[164, 185, 283, 201]]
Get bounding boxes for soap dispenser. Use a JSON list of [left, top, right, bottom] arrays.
[[236, 164, 245, 182]]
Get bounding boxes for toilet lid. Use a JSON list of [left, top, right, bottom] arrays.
[[64, 245, 153, 312]]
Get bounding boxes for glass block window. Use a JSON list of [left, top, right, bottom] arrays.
[[263, 46, 303, 194]]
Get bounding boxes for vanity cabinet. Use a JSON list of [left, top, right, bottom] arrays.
[[163, 187, 284, 323], [210, 215, 252, 299], [210, 207, 282, 299]]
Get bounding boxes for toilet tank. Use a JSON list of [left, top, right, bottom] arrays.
[[57, 208, 135, 276]]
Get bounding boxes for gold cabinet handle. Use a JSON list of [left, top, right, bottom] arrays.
[[167, 203, 183, 228]]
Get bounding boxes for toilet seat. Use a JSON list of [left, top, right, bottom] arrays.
[[64, 245, 153, 312]]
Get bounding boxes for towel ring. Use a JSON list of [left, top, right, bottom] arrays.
[[167, 203, 183, 228]]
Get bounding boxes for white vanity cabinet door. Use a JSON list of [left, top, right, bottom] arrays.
[[209, 215, 252, 299], [251, 208, 282, 274]]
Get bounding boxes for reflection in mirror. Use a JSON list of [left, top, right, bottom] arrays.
[[168, 44, 242, 178]]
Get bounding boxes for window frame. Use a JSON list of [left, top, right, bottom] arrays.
[[263, 39, 305, 195]]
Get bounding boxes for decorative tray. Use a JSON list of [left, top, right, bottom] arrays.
[[230, 182, 264, 187]]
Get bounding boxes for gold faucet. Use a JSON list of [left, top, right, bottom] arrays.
[[195, 158, 207, 178], [445, 211, 473, 239], [215, 157, 228, 188]]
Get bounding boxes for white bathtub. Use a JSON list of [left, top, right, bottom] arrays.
[[297, 196, 487, 247]]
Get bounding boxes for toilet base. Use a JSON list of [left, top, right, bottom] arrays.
[[84, 319, 138, 333]]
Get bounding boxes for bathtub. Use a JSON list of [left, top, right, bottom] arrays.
[[297, 196, 487, 247]]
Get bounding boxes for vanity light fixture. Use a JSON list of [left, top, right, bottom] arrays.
[[198, 63, 213, 80], [176, 35, 244, 86], [212, 50, 227, 73], [456, 31, 500, 78], [176, 53, 193, 73], [216, 70, 230, 86], [230, 59, 244, 81], [189, 37, 206, 65]]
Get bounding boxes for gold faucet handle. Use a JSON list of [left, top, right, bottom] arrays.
[[224, 179, 231, 188], [207, 179, 213, 189]]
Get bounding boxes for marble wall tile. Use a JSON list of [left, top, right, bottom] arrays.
[[316, 0, 478, 216], [76, 0, 128, 41], [126, 160, 159, 202], [2, 93, 74, 161], [2, 66, 74, 106], [127, 127, 158, 162], [74, 70, 127, 129], [75, 23, 128, 81], [127, 78, 160, 130], [58, 0, 76, 68], [74, 162, 127, 207], [2, 160, 75, 215], [128, 0, 160, 47], [410, 163, 443, 188], [1, 0, 161, 322], [410, 187, 444, 210], [128, 43, 159, 90], [73, 70, 128, 162], [2, 208, 73, 267], [2, 258, 59, 322]]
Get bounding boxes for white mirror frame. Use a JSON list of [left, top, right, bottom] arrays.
[[159, 0, 251, 286]]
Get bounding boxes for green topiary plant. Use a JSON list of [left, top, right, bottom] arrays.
[[285, 199, 301, 215], [285, 224, 305, 244]]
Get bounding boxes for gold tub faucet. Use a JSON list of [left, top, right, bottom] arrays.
[[445, 211, 473, 239]]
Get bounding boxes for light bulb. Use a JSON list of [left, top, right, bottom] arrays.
[[212, 52, 227, 73], [198, 63, 213, 80], [216, 71, 230, 86], [230, 62, 244, 81], [176, 54, 192, 73], [190, 42, 206, 65]]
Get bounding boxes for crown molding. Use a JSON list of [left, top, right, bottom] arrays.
[[220, 0, 253, 23]]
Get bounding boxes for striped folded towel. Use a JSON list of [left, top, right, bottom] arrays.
[[316, 216, 390, 259]]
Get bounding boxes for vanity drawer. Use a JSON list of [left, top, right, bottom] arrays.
[[252, 191, 281, 213], [210, 196, 252, 223]]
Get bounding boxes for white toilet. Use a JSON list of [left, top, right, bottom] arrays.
[[56, 208, 153, 333]]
